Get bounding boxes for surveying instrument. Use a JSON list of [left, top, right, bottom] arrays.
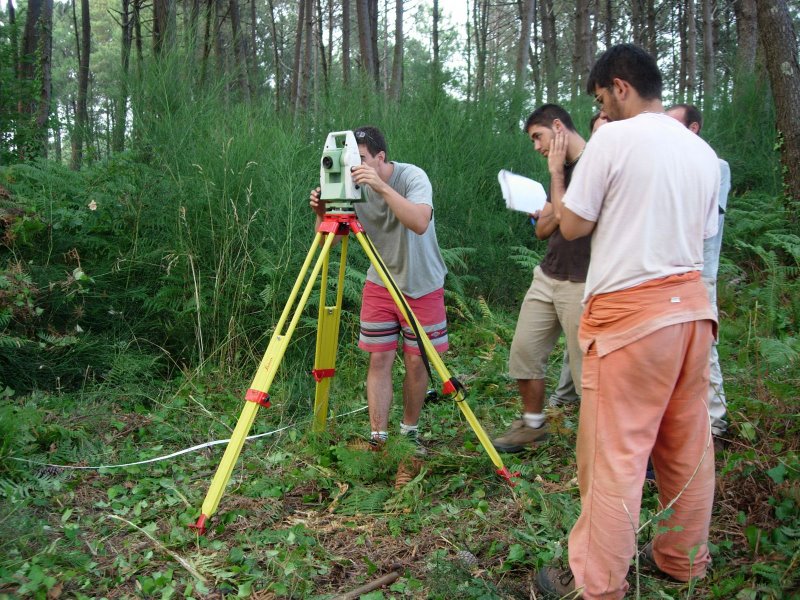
[[192, 131, 515, 533]]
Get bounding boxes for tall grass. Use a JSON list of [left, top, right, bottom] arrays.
[[1, 49, 790, 396]]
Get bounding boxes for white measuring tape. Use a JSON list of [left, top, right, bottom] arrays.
[[10, 405, 368, 471]]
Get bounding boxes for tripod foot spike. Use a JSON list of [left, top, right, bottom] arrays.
[[497, 467, 521, 487], [190, 514, 208, 535]]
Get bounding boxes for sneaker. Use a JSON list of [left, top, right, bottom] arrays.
[[491, 419, 549, 453], [535, 566, 578, 598], [548, 394, 580, 407], [402, 429, 428, 456], [369, 436, 386, 451]]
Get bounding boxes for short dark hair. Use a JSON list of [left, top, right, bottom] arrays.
[[354, 126, 387, 158], [668, 103, 703, 132], [586, 44, 662, 100], [523, 104, 577, 133]]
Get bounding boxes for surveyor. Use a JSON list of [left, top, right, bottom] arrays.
[[310, 126, 447, 454], [534, 44, 719, 598], [492, 104, 590, 452]]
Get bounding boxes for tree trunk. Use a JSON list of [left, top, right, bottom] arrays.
[[528, 0, 541, 105], [133, 0, 143, 78], [368, 0, 379, 85], [702, 0, 714, 109], [541, 0, 557, 102], [473, 0, 488, 101], [35, 0, 53, 157], [515, 0, 535, 95], [229, 0, 251, 102], [249, 0, 259, 94], [214, 0, 228, 96], [756, 0, 800, 202], [186, 0, 201, 53], [605, 0, 613, 49], [290, 0, 305, 111], [630, 0, 644, 47], [8, 0, 18, 81], [112, 0, 132, 152], [686, 0, 697, 102], [355, 0, 375, 85], [200, 0, 213, 87], [433, 0, 440, 77], [53, 120, 62, 163], [153, 0, 176, 56], [571, 0, 590, 100], [389, 0, 403, 99], [18, 0, 53, 159], [646, 0, 657, 58], [71, 0, 90, 170], [733, 0, 757, 74], [267, 0, 282, 109], [316, 0, 330, 93], [299, 0, 312, 113], [342, 0, 351, 85]]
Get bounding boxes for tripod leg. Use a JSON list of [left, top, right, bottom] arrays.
[[353, 230, 512, 480], [193, 232, 339, 532], [312, 236, 348, 431]]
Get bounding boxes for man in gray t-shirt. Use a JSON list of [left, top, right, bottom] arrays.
[[310, 126, 448, 453]]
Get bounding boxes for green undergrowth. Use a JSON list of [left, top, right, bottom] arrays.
[[1, 71, 798, 599], [1, 302, 798, 599]]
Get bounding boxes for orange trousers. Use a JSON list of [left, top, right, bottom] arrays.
[[568, 281, 716, 598]]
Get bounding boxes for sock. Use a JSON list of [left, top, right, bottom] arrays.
[[399, 422, 418, 436], [523, 412, 546, 429], [371, 431, 388, 442]]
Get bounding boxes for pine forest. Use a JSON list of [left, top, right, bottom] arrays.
[[0, 0, 799, 598]]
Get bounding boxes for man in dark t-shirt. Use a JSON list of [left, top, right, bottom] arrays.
[[492, 105, 591, 453]]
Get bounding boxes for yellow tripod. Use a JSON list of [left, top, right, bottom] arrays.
[[192, 209, 515, 533]]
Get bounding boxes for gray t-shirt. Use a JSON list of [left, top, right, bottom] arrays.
[[355, 162, 447, 298]]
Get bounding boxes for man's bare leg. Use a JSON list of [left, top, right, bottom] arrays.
[[519, 378, 546, 414], [367, 350, 396, 432], [402, 352, 428, 426]]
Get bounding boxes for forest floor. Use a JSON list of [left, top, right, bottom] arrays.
[[1, 316, 798, 599]]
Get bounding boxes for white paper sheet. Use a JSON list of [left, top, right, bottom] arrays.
[[497, 169, 547, 214]]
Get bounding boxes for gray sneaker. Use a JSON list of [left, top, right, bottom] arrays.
[[402, 429, 428, 456], [492, 419, 549, 453]]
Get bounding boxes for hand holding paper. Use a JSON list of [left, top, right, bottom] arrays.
[[498, 170, 547, 215]]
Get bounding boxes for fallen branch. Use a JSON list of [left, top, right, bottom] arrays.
[[332, 565, 403, 600]]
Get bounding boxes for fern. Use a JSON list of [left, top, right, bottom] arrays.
[[756, 336, 799, 371], [336, 487, 392, 515], [440, 246, 476, 273], [508, 245, 544, 272]]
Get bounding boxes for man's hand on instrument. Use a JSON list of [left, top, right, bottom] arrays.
[[351, 164, 387, 195], [310, 187, 326, 218]]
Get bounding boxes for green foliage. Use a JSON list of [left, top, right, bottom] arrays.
[[0, 23, 797, 599]]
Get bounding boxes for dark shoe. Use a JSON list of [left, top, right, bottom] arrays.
[[492, 419, 549, 453], [402, 429, 428, 456], [713, 435, 727, 454], [645, 457, 656, 481], [638, 542, 683, 583], [536, 566, 578, 598]]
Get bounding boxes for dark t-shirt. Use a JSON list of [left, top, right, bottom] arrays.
[[539, 161, 592, 283]]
